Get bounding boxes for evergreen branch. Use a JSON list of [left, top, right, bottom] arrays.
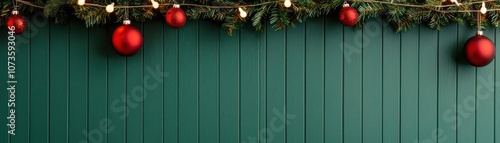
[[2, 0, 500, 34]]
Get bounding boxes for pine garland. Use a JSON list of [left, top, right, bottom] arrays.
[[0, 0, 498, 34]]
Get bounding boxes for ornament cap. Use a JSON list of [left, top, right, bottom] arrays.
[[477, 30, 484, 36], [11, 10, 19, 15], [173, 4, 180, 8], [123, 19, 131, 25], [343, 3, 350, 7]]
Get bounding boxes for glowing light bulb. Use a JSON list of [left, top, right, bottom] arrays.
[[451, 0, 460, 6], [481, 2, 487, 14], [152, 1, 159, 9], [106, 2, 115, 13], [173, 4, 180, 8], [238, 7, 247, 18], [77, 0, 85, 6], [284, 0, 291, 8]]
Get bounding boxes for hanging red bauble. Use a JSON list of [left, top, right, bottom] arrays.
[[464, 31, 495, 67], [338, 3, 358, 27], [6, 10, 27, 35], [165, 4, 186, 28], [112, 20, 143, 56]]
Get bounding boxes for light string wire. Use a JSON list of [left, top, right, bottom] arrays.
[[14, 0, 495, 13], [477, 11, 481, 32], [11, 0, 18, 9], [16, 0, 280, 9]]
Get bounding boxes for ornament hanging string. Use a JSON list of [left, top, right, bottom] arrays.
[[477, 12, 481, 32], [11, 0, 17, 9], [125, 6, 129, 20]]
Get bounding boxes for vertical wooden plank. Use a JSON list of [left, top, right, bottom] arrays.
[[68, 18, 88, 143], [362, 18, 383, 143], [239, 25, 260, 143], [126, 22, 144, 143], [163, 22, 179, 143], [496, 27, 500, 143], [266, 21, 286, 143], [259, 25, 267, 143], [456, 24, 476, 143], [418, 25, 438, 143], [285, 22, 305, 143], [400, 26, 419, 143], [29, 14, 49, 143], [143, 19, 164, 143], [476, 28, 495, 143], [107, 23, 126, 143], [88, 25, 108, 143], [9, 15, 30, 143], [198, 20, 219, 143], [437, 24, 458, 143], [324, 14, 343, 143], [491, 28, 500, 143], [382, 20, 401, 143], [49, 22, 69, 143], [219, 27, 240, 143], [178, 20, 198, 143], [305, 17, 324, 143], [343, 22, 363, 143]]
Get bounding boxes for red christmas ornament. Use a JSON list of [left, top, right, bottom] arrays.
[[112, 20, 143, 56], [339, 3, 358, 27], [6, 10, 27, 35], [165, 4, 186, 28], [464, 31, 495, 67]]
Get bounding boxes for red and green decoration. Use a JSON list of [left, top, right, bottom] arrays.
[[165, 4, 186, 29], [112, 19, 143, 56], [339, 2, 358, 27], [6, 9, 27, 35], [464, 30, 496, 67], [1, 0, 499, 61], [5, 0, 500, 33]]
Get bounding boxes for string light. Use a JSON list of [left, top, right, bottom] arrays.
[[106, 2, 114, 13], [77, 0, 85, 6], [238, 7, 247, 18], [481, 2, 487, 14], [151, 0, 159, 9], [284, 0, 292, 8], [14, 0, 500, 13]]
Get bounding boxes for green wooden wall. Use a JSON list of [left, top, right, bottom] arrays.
[[1, 14, 500, 143]]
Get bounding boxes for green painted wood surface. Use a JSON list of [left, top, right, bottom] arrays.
[[29, 14, 49, 143], [240, 25, 260, 143], [457, 24, 476, 143], [143, 18, 164, 143], [286, 22, 305, 143], [69, 17, 88, 143], [198, 20, 219, 143], [363, 19, 382, 143], [1, 15, 500, 143], [49, 21, 69, 143], [401, 26, 419, 143]]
